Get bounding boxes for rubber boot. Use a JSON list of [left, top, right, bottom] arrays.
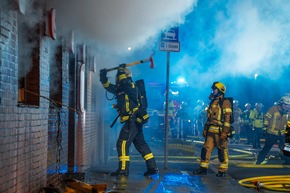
[[193, 167, 207, 175], [216, 171, 226, 177], [144, 158, 159, 176], [111, 161, 129, 177]]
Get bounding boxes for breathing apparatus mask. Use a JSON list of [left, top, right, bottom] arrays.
[[209, 82, 226, 100]]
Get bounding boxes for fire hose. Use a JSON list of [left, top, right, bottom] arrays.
[[238, 175, 290, 192]]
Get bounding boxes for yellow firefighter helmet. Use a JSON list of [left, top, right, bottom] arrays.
[[211, 82, 226, 94]]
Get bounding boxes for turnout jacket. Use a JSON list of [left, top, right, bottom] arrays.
[[250, 109, 264, 128], [102, 68, 139, 122], [205, 95, 232, 134], [241, 109, 252, 126], [264, 105, 288, 135]]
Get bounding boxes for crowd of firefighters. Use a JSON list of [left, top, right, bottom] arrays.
[[148, 94, 290, 152]]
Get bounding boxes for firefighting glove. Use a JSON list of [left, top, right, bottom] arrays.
[[99, 68, 108, 84]]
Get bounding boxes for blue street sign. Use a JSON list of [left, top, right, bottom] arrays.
[[160, 27, 179, 42], [159, 27, 180, 52]]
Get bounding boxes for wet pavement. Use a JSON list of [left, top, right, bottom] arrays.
[[86, 161, 257, 193], [85, 138, 290, 193]]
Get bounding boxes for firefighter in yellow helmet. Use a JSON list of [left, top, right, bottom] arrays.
[[193, 81, 232, 177], [256, 96, 290, 164], [99, 64, 158, 178]]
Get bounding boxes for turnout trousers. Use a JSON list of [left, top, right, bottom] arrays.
[[200, 132, 229, 172], [117, 119, 157, 172], [256, 133, 290, 164]]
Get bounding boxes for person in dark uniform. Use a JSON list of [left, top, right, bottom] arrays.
[[249, 103, 264, 149], [100, 65, 158, 178], [241, 103, 253, 145]]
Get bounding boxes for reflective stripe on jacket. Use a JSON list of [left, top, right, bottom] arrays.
[[206, 96, 232, 133], [249, 109, 264, 128], [264, 105, 288, 135]]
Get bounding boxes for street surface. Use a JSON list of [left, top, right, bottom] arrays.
[[87, 137, 290, 192]]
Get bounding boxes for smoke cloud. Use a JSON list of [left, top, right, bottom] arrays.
[[174, 0, 290, 83], [43, 0, 290, 107], [46, 0, 196, 56]]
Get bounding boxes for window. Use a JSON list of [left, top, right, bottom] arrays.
[[18, 19, 40, 106]]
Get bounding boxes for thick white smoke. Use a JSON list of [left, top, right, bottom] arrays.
[[46, 0, 197, 58], [174, 0, 290, 86]]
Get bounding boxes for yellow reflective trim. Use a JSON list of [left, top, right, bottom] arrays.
[[219, 163, 228, 169], [144, 153, 154, 160], [208, 126, 220, 133], [200, 162, 209, 168], [143, 114, 149, 119], [118, 74, 127, 81], [265, 112, 272, 119], [224, 108, 232, 113], [125, 95, 129, 112], [103, 81, 110, 88], [119, 156, 130, 161], [120, 141, 128, 170], [133, 107, 138, 112], [224, 122, 230, 127], [121, 116, 129, 122], [121, 140, 126, 157], [136, 118, 142, 123]]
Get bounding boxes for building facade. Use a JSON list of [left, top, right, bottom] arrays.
[[0, 1, 108, 192]]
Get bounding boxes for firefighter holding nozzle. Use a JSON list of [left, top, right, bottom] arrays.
[[99, 64, 159, 178]]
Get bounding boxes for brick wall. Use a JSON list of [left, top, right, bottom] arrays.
[[0, 2, 104, 193], [0, 8, 49, 193]]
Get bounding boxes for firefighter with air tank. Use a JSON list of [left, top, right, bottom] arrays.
[[99, 64, 159, 178], [193, 82, 232, 177]]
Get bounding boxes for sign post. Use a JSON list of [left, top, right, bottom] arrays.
[[159, 27, 180, 170]]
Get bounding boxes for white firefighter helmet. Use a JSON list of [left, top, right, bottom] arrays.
[[233, 100, 239, 104], [279, 96, 290, 105], [255, 103, 264, 108]]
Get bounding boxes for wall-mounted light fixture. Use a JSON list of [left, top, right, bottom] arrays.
[[45, 8, 57, 40]]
